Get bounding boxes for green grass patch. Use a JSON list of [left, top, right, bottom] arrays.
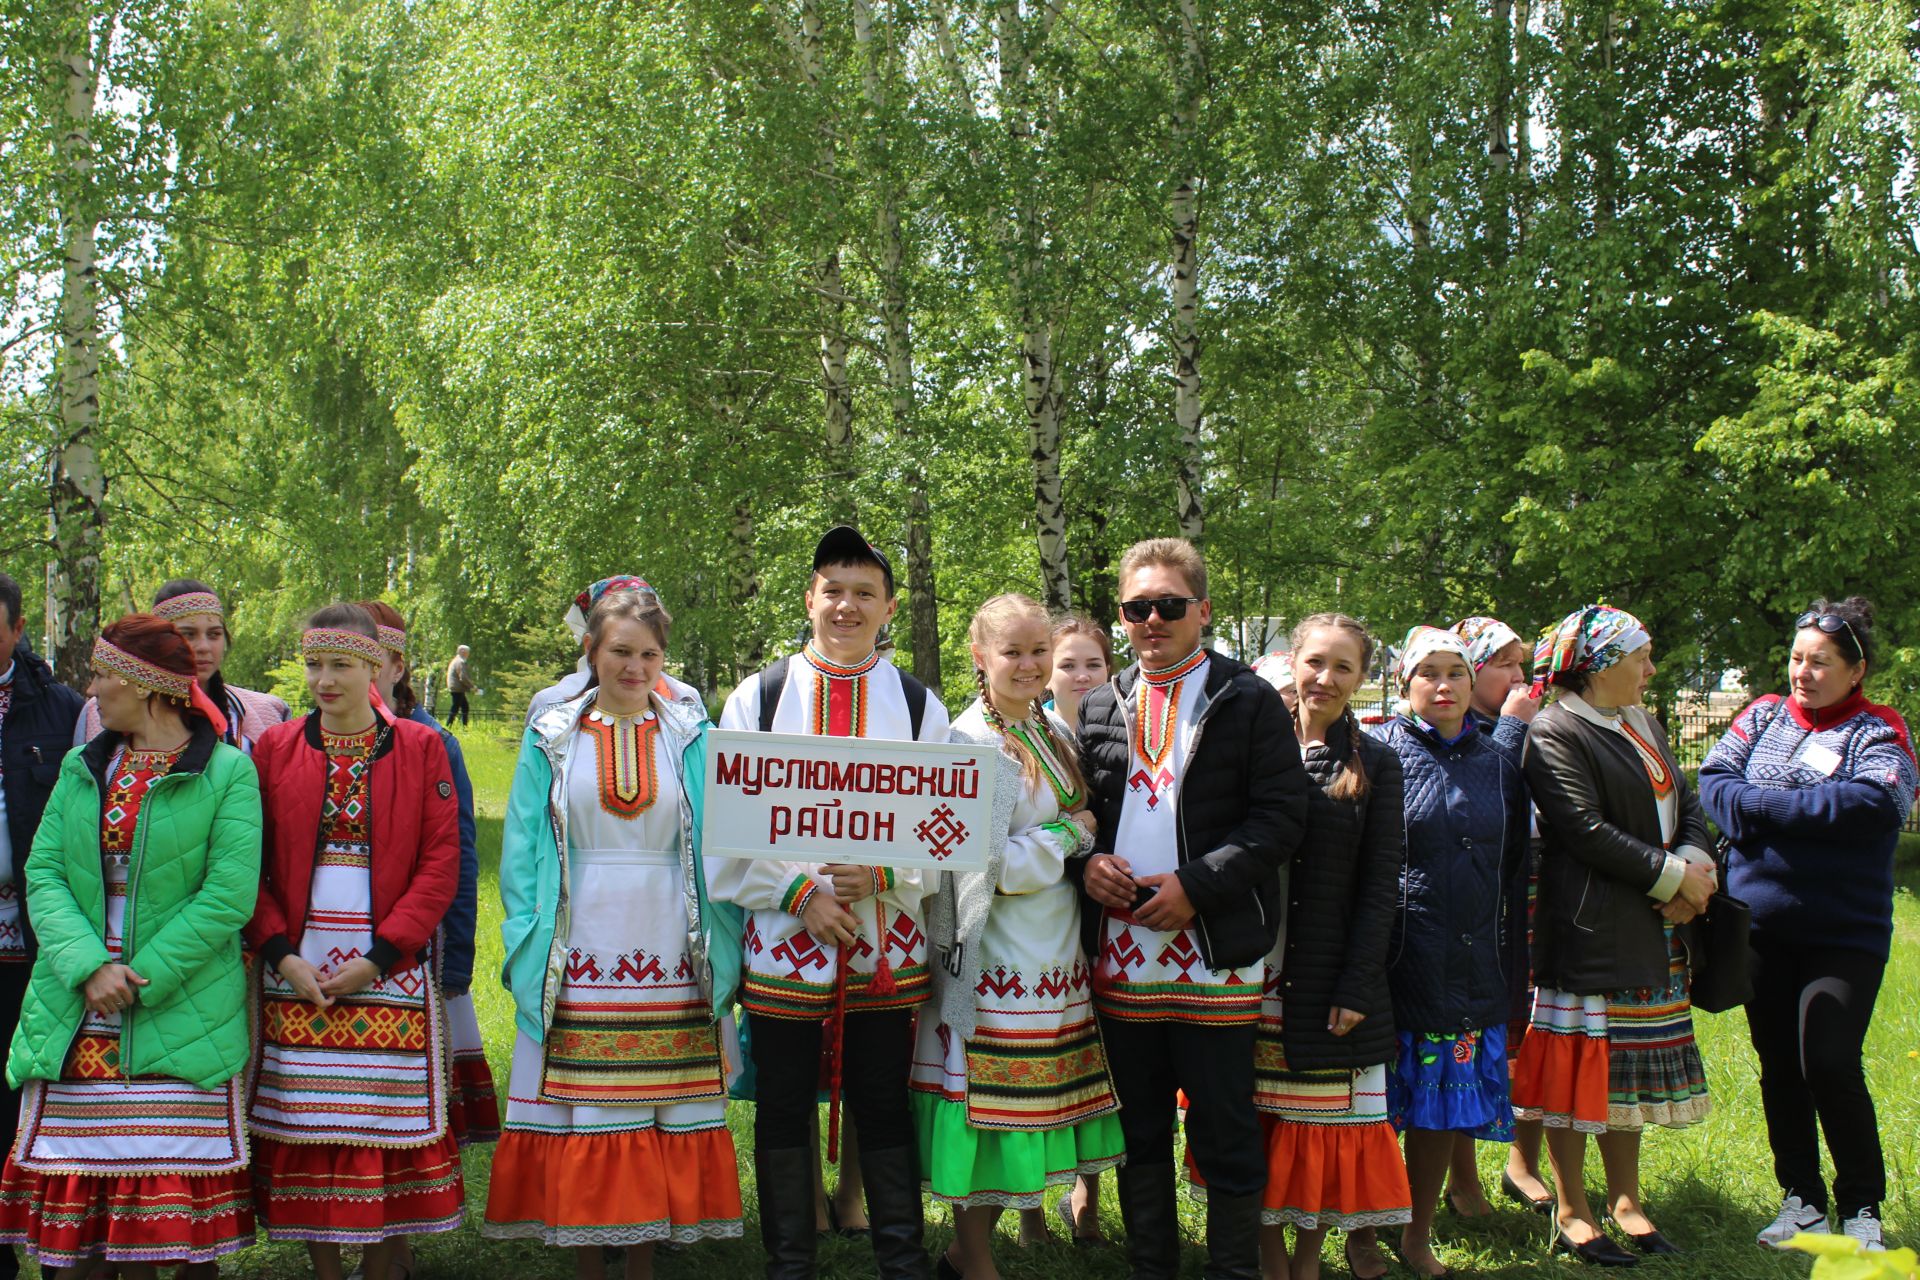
[[109, 725, 1918, 1277]]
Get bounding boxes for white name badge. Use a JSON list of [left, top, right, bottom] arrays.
[[1799, 742, 1844, 777], [703, 729, 996, 872]]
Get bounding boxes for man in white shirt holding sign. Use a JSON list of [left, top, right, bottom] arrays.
[[712, 526, 950, 1280]]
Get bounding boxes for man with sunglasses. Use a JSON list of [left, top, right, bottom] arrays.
[[1074, 538, 1310, 1280]]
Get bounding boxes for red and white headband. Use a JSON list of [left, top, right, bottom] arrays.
[[302, 627, 386, 665], [92, 637, 193, 699], [154, 591, 223, 621]]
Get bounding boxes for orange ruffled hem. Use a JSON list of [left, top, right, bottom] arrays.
[[1251, 1114, 1411, 1229], [1510, 1028, 1609, 1133], [1184, 1115, 1411, 1230], [483, 1126, 744, 1247]]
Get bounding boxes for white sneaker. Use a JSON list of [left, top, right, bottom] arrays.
[[1757, 1195, 1829, 1248], [1841, 1209, 1886, 1252]]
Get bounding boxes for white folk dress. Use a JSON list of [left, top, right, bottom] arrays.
[[482, 706, 742, 1246]]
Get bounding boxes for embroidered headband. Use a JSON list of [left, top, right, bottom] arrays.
[[1451, 616, 1522, 673], [302, 627, 386, 665], [92, 635, 231, 735], [375, 623, 407, 656], [1398, 626, 1476, 684], [92, 637, 193, 699], [1531, 605, 1650, 695], [153, 591, 223, 621]]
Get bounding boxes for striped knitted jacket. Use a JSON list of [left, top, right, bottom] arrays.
[[1699, 691, 1916, 956]]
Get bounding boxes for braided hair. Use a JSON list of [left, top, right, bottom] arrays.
[[1289, 612, 1376, 801], [970, 593, 1088, 799]]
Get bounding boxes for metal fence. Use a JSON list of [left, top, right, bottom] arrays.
[[446, 691, 1920, 835]]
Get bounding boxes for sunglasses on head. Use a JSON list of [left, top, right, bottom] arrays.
[[1795, 610, 1863, 654], [1120, 596, 1202, 624]]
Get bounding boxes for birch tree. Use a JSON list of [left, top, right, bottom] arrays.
[[45, 2, 107, 684]]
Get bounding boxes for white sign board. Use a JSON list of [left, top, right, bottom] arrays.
[[703, 729, 995, 872]]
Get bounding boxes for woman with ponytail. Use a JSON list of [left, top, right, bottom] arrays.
[[1241, 614, 1409, 1280], [0, 616, 262, 1276], [246, 604, 463, 1280], [916, 594, 1122, 1280], [1371, 628, 1531, 1276], [74, 580, 289, 752]]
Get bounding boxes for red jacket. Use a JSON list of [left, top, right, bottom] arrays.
[[247, 711, 460, 976]]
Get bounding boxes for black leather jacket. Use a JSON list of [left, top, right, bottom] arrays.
[[1522, 700, 1710, 994]]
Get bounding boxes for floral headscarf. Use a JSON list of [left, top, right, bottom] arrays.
[[1451, 616, 1523, 674], [1251, 650, 1295, 694], [1531, 605, 1650, 695], [1398, 626, 1476, 686]]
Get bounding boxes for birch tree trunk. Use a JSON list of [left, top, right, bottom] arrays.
[[47, 7, 106, 685], [996, 1, 1070, 612], [854, 0, 940, 688], [1168, 0, 1206, 545], [787, 0, 855, 511]]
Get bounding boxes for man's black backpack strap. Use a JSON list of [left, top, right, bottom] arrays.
[[900, 672, 929, 740], [757, 656, 791, 733], [758, 654, 930, 739]]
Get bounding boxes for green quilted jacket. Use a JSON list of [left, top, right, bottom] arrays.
[[6, 719, 262, 1090]]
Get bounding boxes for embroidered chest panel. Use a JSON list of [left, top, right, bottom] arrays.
[[583, 709, 663, 819]]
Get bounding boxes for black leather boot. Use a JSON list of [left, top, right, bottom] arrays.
[[1116, 1161, 1182, 1280], [1203, 1190, 1262, 1280], [756, 1146, 819, 1280], [857, 1143, 934, 1280]]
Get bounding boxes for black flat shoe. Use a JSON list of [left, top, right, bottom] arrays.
[[1502, 1171, 1555, 1214], [1554, 1230, 1639, 1267], [1608, 1221, 1683, 1256], [936, 1252, 964, 1280]]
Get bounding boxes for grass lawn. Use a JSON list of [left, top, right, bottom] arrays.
[[141, 725, 1920, 1277]]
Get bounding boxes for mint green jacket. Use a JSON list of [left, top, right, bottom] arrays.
[[8, 721, 262, 1090], [498, 683, 742, 1043]]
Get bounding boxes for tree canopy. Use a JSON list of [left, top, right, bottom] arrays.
[[5, 0, 1916, 712]]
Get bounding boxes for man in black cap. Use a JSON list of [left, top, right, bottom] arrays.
[[712, 527, 949, 1280]]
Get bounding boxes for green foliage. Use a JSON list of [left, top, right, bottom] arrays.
[[3, 0, 1917, 725], [1786, 1234, 1920, 1280]]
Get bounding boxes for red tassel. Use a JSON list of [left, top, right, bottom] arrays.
[[867, 899, 897, 997]]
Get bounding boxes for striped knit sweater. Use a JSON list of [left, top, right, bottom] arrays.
[[1699, 690, 1916, 957]]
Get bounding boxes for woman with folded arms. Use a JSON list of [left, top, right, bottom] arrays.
[[1700, 598, 1914, 1254], [1513, 606, 1714, 1267]]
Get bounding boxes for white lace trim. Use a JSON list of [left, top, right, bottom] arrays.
[[925, 1155, 1125, 1209]]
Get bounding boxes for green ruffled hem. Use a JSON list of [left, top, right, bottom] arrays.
[[910, 1091, 1125, 1208]]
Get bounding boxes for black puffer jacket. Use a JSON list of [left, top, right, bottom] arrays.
[[2, 640, 84, 959], [1274, 717, 1403, 1070], [1077, 653, 1309, 971]]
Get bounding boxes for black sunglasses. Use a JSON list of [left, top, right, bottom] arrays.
[[1795, 610, 1863, 654], [1120, 596, 1202, 624]]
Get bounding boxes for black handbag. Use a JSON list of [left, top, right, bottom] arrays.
[[1688, 836, 1754, 1014]]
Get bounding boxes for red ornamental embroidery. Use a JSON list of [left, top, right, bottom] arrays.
[[583, 710, 662, 819], [1156, 930, 1206, 980], [1617, 720, 1675, 798], [770, 930, 831, 976], [1128, 764, 1175, 810], [914, 803, 969, 860], [806, 646, 879, 738]]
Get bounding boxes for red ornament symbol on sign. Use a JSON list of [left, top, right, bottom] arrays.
[[914, 803, 969, 861]]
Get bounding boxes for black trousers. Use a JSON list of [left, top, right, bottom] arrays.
[[448, 691, 470, 725], [1099, 1013, 1266, 1197], [748, 1007, 914, 1154], [0, 961, 27, 1280], [1746, 939, 1886, 1217]]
